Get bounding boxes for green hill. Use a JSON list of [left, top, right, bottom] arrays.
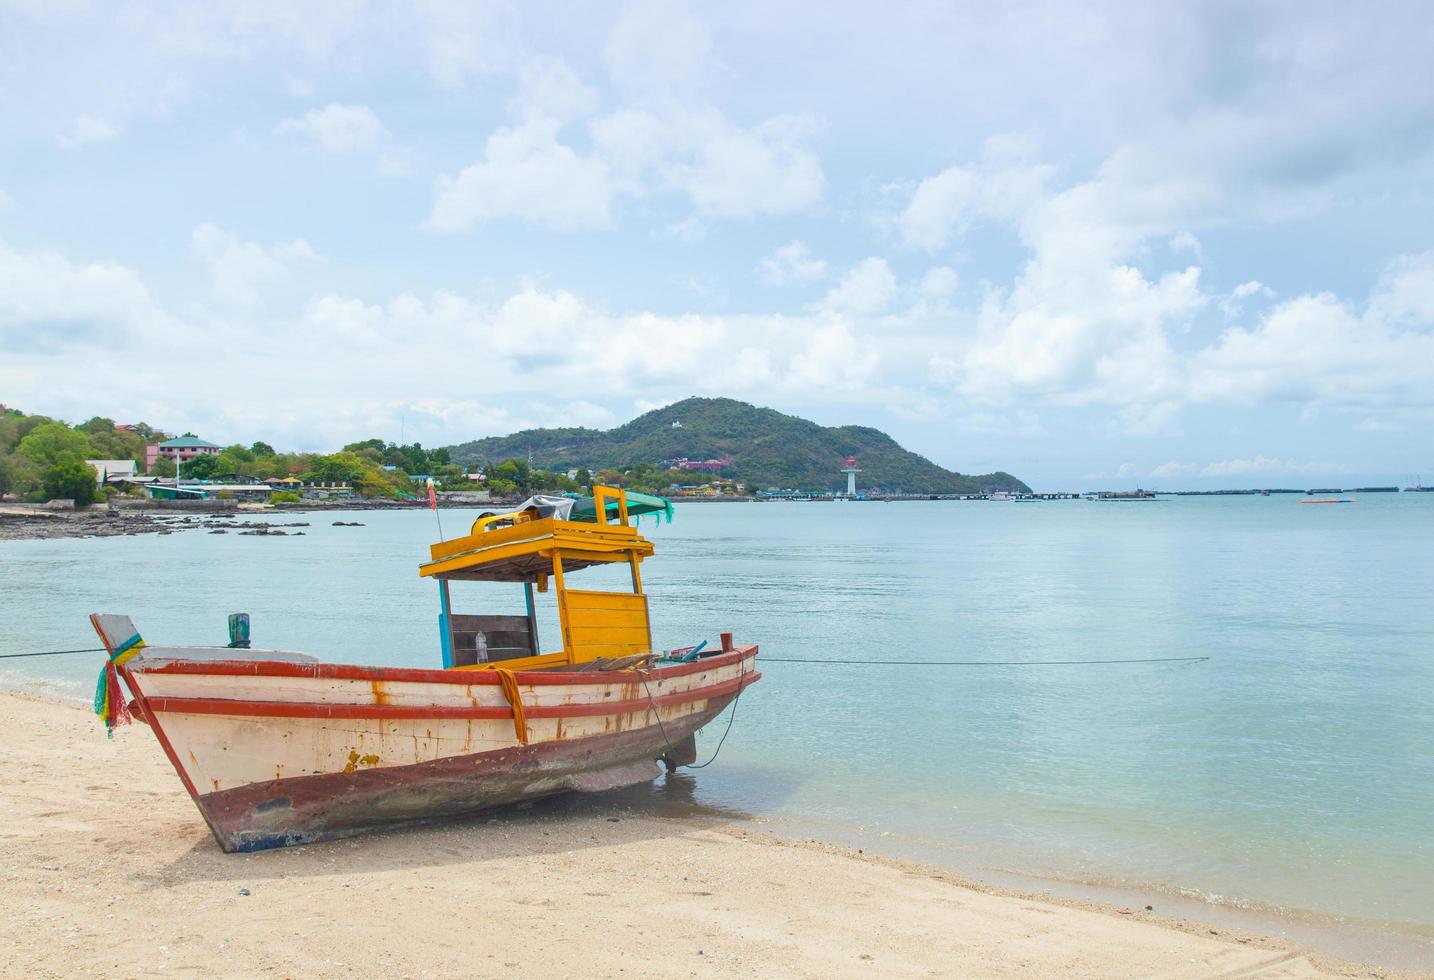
[[447, 397, 1028, 494]]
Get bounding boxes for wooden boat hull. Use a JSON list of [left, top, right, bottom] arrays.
[[117, 648, 759, 852]]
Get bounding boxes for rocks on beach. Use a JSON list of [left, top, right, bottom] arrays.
[[0, 507, 319, 543]]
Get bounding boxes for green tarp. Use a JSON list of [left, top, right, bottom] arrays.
[[567, 490, 674, 525]]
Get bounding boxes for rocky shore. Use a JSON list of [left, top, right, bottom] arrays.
[[0, 506, 317, 542]]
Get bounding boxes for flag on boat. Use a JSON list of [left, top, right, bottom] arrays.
[[426, 477, 437, 510]]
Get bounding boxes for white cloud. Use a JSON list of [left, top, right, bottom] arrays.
[[428, 118, 615, 232], [919, 267, 959, 301], [277, 103, 387, 152], [416, 3, 518, 90], [58, 113, 119, 147], [821, 258, 897, 316], [1200, 456, 1351, 477], [0, 240, 174, 356], [190, 223, 323, 310], [787, 319, 881, 388], [953, 409, 1048, 439], [664, 110, 823, 218], [896, 146, 1053, 251], [1192, 253, 1434, 410], [760, 241, 826, 285], [514, 56, 600, 123], [1220, 279, 1275, 316], [1150, 459, 1199, 478], [7, 2, 1434, 466], [604, 0, 712, 93], [1169, 231, 1202, 260], [431, 55, 823, 232], [0, 231, 920, 447], [904, 117, 1434, 429]]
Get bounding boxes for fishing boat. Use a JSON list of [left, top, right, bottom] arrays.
[[1300, 498, 1353, 504], [88, 486, 760, 852]]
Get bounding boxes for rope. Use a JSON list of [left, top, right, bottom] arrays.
[[758, 655, 1209, 666], [0, 647, 107, 659], [640, 653, 750, 771], [494, 667, 529, 745], [685, 653, 746, 770]]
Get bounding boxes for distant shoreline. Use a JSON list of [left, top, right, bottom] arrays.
[[6, 488, 1429, 543]]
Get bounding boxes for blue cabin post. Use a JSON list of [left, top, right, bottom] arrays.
[[438, 579, 454, 668]]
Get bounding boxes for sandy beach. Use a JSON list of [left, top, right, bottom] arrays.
[[1, 692, 1399, 979]]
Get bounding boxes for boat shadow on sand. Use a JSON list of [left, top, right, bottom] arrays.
[[134, 773, 780, 889]]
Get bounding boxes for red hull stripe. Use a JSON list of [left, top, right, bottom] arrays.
[[144, 671, 760, 721], [136, 645, 757, 687]]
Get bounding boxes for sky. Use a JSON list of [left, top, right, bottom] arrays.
[[2, 1, 1433, 490]]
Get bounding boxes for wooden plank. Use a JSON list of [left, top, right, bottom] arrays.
[[567, 643, 648, 660], [564, 590, 646, 611], [450, 652, 569, 672], [568, 625, 651, 645], [557, 608, 645, 628], [422, 535, 652, 580], [427, 516, 643, 563], [553, 551, 571, 660], [449, 614, 531, 631]]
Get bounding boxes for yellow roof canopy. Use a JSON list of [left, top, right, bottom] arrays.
[[418, 486, 655, 583]]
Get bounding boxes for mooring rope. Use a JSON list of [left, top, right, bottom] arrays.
[[758, 655, 1209, 666], [0, 647, 107, 659], [640, 652, 749, 771]]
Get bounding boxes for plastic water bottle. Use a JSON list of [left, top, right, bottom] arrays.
[[475, 632, 488, 663]]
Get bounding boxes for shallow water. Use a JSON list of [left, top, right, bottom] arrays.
[[3, 496, 1433, 957]]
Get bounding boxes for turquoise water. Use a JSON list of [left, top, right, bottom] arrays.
[[4, 497, 1433, 954]]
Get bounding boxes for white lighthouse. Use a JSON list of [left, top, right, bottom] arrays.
[[841, 456, 861, 497]]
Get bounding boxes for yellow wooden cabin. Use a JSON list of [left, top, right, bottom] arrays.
[[418, 486, 659, 672]]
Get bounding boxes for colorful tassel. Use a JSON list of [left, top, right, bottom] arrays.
[[94, 634, 145, 737]]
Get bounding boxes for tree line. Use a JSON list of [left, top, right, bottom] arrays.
[[1, 405, 711, 506], [0, 407, 456, 504]]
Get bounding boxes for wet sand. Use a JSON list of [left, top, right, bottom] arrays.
[[0, 691, 1406, 978]]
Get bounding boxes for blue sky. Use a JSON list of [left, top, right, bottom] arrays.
[[2, 1, 1432, 490]]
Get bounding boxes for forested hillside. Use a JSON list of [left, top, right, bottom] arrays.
[[448, 397, 1028, 494]]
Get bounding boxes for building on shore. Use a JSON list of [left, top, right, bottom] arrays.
[[85, 459, 138, 486], [145, 437, 220, 473]]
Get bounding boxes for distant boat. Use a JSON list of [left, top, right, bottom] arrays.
[[1406, 476, 1433, 492], [988, 491, 1013, 501], [1300, 498, 1353, 504]]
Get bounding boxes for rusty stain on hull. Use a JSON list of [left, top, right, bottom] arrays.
[[342, 750, 382, 774], [200, 695, 736, 852], [117, 642, 759, 852]]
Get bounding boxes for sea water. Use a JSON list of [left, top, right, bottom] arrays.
[[3, 496, 1433, 960]]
